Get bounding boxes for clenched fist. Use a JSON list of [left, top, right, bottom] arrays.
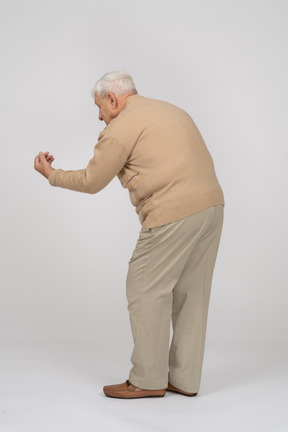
[[34, 151, 55, 179]]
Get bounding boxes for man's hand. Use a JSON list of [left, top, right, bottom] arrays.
[[34, 151, 55, 179]]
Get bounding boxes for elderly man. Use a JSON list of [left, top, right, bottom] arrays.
[[34, 71, 224, 399]]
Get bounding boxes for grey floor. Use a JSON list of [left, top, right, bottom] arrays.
[[1, 341, 287, 432]]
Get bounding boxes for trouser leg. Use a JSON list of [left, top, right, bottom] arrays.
[[126, 228, 174, 390], [168, 205, 224, 393], [126, 205, 224, 391]]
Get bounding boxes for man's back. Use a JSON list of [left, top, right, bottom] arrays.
[[104, 95, 224, 229]]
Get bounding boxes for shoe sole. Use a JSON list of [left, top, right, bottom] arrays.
[[166, 389, 197, 397], [104, 393, 166, 399]]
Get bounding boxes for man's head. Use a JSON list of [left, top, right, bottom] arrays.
[[92, 71, 137, 125]]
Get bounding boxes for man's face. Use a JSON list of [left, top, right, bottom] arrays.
[[94, 93, 116, 125]]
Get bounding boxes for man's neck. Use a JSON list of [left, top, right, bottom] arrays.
[[119, 91, 138, 110]]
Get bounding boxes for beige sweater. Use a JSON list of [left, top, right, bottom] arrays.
[[49, 95, 224, 230]]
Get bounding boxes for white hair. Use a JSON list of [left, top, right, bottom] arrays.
[[91, 70, 137, 98]]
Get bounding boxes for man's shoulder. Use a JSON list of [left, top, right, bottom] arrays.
[[124, 95, 190, 121], [128, 94, 181, 109], [102, 94, 192, 140]]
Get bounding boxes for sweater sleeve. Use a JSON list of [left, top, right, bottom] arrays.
[[48, 132, 128, 194]]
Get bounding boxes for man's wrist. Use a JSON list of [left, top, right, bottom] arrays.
[[46, 167, 55, 179]]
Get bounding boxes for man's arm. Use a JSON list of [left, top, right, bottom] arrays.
[[34, 133, 128, 194]]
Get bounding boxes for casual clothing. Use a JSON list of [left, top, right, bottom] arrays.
[[49, 95, 224, 230], [48, 94, 225, 392]]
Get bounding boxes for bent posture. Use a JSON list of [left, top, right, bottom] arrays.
[[34, 71, 224, 399]]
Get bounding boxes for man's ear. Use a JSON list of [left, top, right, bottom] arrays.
[[107, 93, 118, 109]]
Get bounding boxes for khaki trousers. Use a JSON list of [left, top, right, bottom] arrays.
[[126, 205, 224, 393]]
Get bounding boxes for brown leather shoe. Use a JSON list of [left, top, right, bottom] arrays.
[[167, 382, 198, 397], [103, 380, 166, 399]]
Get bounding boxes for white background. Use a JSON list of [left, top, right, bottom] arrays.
[[1, 0, 287, 431]]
